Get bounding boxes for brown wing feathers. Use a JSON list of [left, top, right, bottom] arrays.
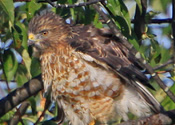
[[69, 25, 152, 89], [68, 25, 163, 113]]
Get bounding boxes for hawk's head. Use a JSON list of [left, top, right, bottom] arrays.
[[28, 12, 71, 50]]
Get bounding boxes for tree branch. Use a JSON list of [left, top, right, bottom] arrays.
[[12, 0, 174, 25], [13, 0, 31, 2], [0, 75, 43, 117], [39, 0, 104, 8], [0, 75, 175, 124], [9, 101, 30, 125], [1, 76, 175, 124], [118, 110, 175, 125], [132, 18, 172, 24]]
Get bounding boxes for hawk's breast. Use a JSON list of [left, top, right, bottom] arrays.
[[41, 45, 123, 100], [40, 44, 124, 122]]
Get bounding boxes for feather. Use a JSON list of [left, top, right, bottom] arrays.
[[68, 25, 163, 113]]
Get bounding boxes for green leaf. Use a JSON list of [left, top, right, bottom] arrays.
[[114, 16, 130, 36], [151, 0, 163, 12], [22, 115, 37, 123], [128, 36, 139, 50], [150, 58, 157, 67], [0, 0, 14, 24], [118, 0, 131, 34], [68, 0, 75, 20], [161, 84, 175, 110], [22, 49, 32, 79], [12, 24, 22, 49], [84, 7, 96, 25], [28, 97, 37, 115], [15, 21, 28, 50], [154, 89, 166, 102], [31, 57, 41, 77], [0, 110, 15, 123], [53, 0, 70, 18], [135, 0, 142, 13], [3, 50, 18, 81], [145, 11, 160, 23], [27, 0, 42, 20], [159, 47, 171, 63], [107, 0, 131, 36], [107, 0, 121, 15], [39, 120, 57, 125], [93, 13, 103, 28], [16, 64, 28, 86]]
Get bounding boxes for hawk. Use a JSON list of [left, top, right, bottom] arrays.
[[28, 12, 162, 125]]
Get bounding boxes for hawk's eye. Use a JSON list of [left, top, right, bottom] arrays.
[[40, 30, 48, 36], [42, 31, 48, 36]]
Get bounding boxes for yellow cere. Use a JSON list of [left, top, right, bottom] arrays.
[[28, 33, 35, 40]]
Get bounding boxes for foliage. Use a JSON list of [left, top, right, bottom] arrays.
[[0, 0, 174, 124]]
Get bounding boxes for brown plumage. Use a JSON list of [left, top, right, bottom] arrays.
[[28, 12, 162, 125]]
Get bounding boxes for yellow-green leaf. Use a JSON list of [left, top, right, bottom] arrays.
[[3, 51, 18, 81], [22, 49, 32, 79], [135, 0, 142, 14], [0, 0, 14, 24]]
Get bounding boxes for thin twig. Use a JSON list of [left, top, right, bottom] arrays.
[[155, 70, 174, 74], [132, 18, 172, 24], [154, 59, 174, 71], [45, 0, 104, 8], [0, 80, 16, 82], [34, 99, 51, 125], [11, 0, 174, 25]]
